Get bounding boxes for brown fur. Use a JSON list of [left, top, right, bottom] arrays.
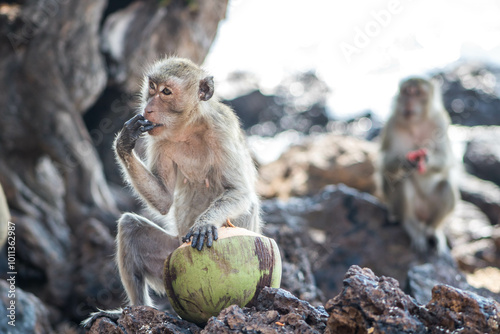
[[113, 57, 261, 306], [379, 77, 458, 253]]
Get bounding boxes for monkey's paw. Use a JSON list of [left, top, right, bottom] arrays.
[[116, 114, 155, 154], [182, 224, 218, 251], [81, 308, 123, 329], [406, 148, 428, 174], [406, 148, 427, 163]]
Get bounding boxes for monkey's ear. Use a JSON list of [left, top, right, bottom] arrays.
[[199, 76, 214, 101]]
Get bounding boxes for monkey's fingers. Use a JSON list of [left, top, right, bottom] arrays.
[[404, 156, 419, 170], [417, 159, 427, 174], [196, 226, 208, 251], [421, 149, 429, 162], [182, 231, 193, 244], [191, 232, 201, 249], [122, 115, 149, 143], [406, 150, 420, 162], [213, 225, 218, 241], [124, 114, 145, 128], [141, 124, 155, 132], [408, 148, 428, 160], [137, 118, 151, 125], [206, 227, 213, 248], [137, 119, 154, 132]]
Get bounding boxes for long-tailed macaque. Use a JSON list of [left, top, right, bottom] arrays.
[[84, 57, 261, 326], [379, 77, 458, 253]]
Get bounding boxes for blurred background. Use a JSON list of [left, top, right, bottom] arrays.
[[206, 0, 500, 118], [1, 0, 500, 332], [205, 0, 500, 162]]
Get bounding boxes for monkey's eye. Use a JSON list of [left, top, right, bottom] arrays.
[[162, 88, 172, 96], [149, 81, 155, 90]]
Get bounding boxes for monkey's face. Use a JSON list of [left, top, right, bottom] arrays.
[[140, 57, 215, 140], [142, 78, 195, 138], [396, 80, 432, 122]]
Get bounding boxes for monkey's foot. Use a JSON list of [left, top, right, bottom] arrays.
[[225, 218, 236, 228], [81, 308, 123, 329], [411, 234, 429, 254]]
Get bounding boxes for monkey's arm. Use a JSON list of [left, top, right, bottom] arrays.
[[382, 151, 406, 174], [115, 115, 174, 215], [406, 148, 428, 174], [183, 185, 253, 250], [380, 123, 410, 179], [183, 138, 256, 251], [420, 118, 454, 174]]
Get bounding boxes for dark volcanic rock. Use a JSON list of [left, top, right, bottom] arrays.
[[87, 288, 328, 334], [263, 183, 500, 309], [325, 266, 426, 334], [408, 261, 500, 305], [439, 62, 500, 126], [87, 267, 500, 334], [264, 224, 324, 304], [463, 126, 500, 187], [225, 72, 331, 137], [0, 280, 54, 334], [459, 171, 500, 225], [202, 287, 328, 334], [255, 287, 328, 329], [263, 184, 423, 300], [87, 306, 201, 334], [446, 200, 500, 274], [325, 265, 500, 334], [226, 90, 277, 132], [422, 285, 500, 333], [202, 305, 285, 334]]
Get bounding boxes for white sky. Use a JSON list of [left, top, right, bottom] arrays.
[[204, 0, 500, 120]]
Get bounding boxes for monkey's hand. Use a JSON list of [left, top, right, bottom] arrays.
[[182, 223, 219, 251], [406, 148, 428, 174], [116, 114, 155, 155]]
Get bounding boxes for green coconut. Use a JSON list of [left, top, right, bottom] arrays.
[[163, 226, 282, 325]]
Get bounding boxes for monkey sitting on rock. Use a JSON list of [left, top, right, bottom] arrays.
[[84, 57, 261, 326], [379, 77, 458, 254]]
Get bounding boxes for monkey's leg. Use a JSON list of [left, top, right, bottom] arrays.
[[384, 179, 405, 223], [427, 179, 456, 229], [424, 179, 457, 253], [117, 212, 179, 306], [400, 180, 429, 252]]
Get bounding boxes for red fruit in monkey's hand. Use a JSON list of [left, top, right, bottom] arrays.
[[406, 148, 428, 174]]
